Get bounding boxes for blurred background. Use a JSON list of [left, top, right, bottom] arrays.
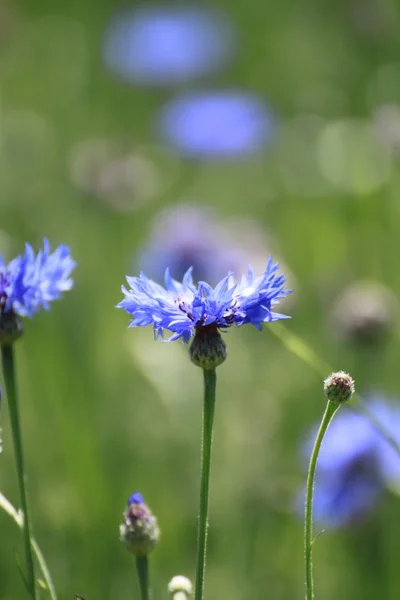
[[1, 0, 400, 598]]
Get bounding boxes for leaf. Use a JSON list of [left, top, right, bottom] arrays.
[[14, 549, 30, 593]]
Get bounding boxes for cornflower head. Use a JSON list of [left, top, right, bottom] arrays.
[[299, 395, 400, 529], [0, 239, 75, 343], [118, 258, 291, 367]]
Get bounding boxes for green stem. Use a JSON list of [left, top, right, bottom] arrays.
[[195, 369, 217, 600], [304, 400, 338, 600], [136, 555, 150, 600], [1, 344, 36, 599], [269, 323, 332, 377]]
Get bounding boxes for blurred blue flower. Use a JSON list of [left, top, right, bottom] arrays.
[[373, 401, 400, 490], [157, 90, 275, 159], [103, 5, 234, 86], [138, 204, 259, 286], [0, 239, 75, 318], [118, 258, 291, 342], [299, 396, 400, 528]]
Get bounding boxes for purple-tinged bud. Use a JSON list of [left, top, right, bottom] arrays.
[[189, 325, 227, 370], [120, 492, 160, 556], [324, 371, 355, 404]]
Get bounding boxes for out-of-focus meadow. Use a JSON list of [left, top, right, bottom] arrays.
[[2, 0, 400, 599]]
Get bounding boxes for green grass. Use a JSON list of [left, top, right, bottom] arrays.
[[1, 0, 400, 598]]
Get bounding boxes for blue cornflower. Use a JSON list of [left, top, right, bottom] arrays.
[[118, 258, 291, 343], [0, 239, 75, 319], [299, 396, 400, 529]]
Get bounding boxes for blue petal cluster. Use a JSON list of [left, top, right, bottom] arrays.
[[299, 396, 400, 529], [0, 239, 75, 318], [128, 492, 145, 505], [118, 258, 291, 342]]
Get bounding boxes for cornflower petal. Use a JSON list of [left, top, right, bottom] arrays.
[[0, 239, 75, 318], [182, 267, 195, 290], [118, 258, 291, 342]]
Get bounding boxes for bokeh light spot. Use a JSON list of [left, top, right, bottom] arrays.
[[317, 119, 392, 194], [69, 138, 162, 212], [372, 103, 400, 153], [0, 109, 56, 204], [272, 115, 331, 197]]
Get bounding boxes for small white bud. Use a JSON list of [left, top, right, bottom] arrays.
[[168, 575, 192, 599]]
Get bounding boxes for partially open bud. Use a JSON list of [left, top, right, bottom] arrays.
[[0, 310, 23, 345], [189, 325, 227, 370], [324, 371, 355, 404], [168, 575, 192, 600], [120, 492, 160, 556]]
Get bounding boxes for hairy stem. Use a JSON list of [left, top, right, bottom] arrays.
[[304, 400, 338, 600], [136, 555, 150, 600]]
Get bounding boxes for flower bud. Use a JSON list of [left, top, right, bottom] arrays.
[[324, 371, 355, 404], [120, 492, 160, 556], [0, 310, 23, 345], [168, 575, 192, 600], [189, 325, 227, 370]]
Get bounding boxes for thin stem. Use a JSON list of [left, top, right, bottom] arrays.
[[136, 555, 150, 600], [269, 323, 332, 377], [1, 344, 37, 599], [0, 492, 57, 600], [304, 400, 338, 600], [195, 369, 217, 600]]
